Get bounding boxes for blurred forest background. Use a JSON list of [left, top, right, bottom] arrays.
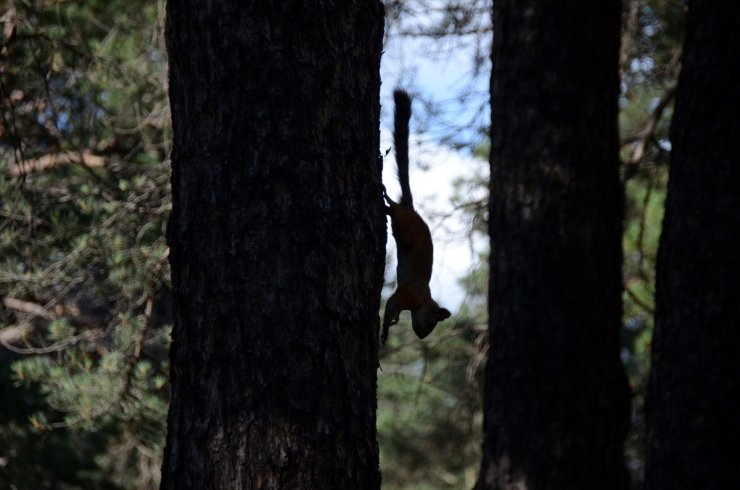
[[1, 1, 682, 488]]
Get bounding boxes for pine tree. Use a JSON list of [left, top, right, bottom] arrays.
[[478, 1, 630, 488], [646, 2, 740, 488], [161, 1, 385, 487]]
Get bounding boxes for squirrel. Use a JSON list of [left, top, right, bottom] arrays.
[[382, 90, 451, 344]]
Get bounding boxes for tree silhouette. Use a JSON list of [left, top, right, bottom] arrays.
[[478, 1, 630, 488], [646, 2, 740, 488], [161, 2, 385, 488]]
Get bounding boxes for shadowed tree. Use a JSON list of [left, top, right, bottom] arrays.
[[161, 1, 385, 488], [477, 1, 631, 488], [646, 2, 740, 488]]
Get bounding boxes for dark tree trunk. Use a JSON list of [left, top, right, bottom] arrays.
[[646, 2, 740, 489], [161, 2, 385, 489], [477, 2, 630, 489]]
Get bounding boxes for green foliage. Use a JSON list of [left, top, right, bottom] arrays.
[[1, 0, 170, 487], [620, 167, 668, 480], [379, 312, 485, 489]]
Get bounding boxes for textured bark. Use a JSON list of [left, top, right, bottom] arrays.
[[161, 2, 385, 489], [646, 2, 740, 489], [477, 2, 630, 489]]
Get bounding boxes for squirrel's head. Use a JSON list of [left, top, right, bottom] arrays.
[[411, 301, 451, 339]]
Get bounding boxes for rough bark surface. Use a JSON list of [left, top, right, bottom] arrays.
[[477, 1, 630, 489], [646, 2, 740, 489], [161, 2, 385, 489]]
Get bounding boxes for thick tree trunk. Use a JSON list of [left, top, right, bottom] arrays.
[[161, 2, 385, 489], [477, 2, 630, 489], [646, 2, 740, 489]]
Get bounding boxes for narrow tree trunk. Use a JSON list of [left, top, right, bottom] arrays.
[[477, 1, 630, 489], [646, 2, 740, 488], [161, 2, 385, 488]]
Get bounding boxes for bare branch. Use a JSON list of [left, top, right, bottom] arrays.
[[622, 86, 677, 166]]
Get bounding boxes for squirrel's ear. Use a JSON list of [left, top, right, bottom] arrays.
[[437, 308, 451, 321]]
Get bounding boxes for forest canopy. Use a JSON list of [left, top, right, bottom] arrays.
[[2, 1, 721, 489]]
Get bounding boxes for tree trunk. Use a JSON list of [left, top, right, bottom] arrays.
[[477, 2, 630, 489], [646, 2, 740, 488], [161, 2, 385, 489]]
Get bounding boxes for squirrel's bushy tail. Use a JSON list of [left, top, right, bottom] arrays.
[[393, 89, 413, 208]]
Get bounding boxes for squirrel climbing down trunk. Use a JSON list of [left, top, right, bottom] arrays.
[[382, 90, 451, 344]]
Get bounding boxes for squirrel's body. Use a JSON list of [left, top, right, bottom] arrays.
[[382, 90, 450, 343]]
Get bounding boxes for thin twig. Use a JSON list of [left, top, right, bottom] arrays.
[[622, 86, 677, 179]]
